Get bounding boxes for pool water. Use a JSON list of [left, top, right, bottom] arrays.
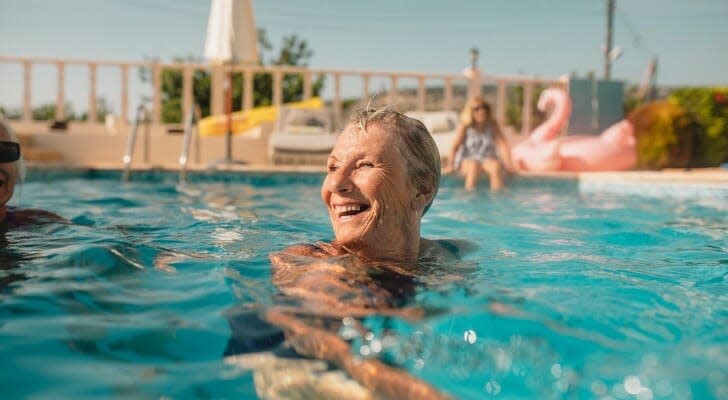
[[1, 170, 726, 399]]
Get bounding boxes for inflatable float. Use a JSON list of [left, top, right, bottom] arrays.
[[511, 88, 636, 172], [199, 97, 325, 136]]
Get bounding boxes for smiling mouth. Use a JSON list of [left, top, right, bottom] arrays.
[[334, 204, 371, 220]]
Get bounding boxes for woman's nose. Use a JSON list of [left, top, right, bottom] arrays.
[[329, 170, 353, 193]]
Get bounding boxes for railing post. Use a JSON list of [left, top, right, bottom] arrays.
[[210, 64, 224, 116], [182, 65, 193, 124], [120, 64, 129, 123], [522, 81, 534, 135], [390, 75, 399, 105], [417, 75, 426, 112], [362, 74, 370, 103], [152, 63, 162, 123], [56, 61, 65, 121], [443, 78, 453, 111], [496, 79, 507, 128], [272, 68, 283, 108], [334, 73, 342, 128], [22, 61, 32, 121], [302, 71, 312, 100], [88, 62, 97, 123], [243, 68, 254, 111]]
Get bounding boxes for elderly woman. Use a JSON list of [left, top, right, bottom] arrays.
[[263, 108, 457, 399], [0, 119, 64, 232]]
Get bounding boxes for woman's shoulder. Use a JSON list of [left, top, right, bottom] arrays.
[[6, 207, 67, 227], [419, 238, 478, 262], [271, 242, 341, 259]]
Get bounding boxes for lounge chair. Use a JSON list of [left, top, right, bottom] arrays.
[[268, 107, 338, 165]]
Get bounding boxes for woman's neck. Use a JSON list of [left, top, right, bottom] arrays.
[[472, 120, 490, 131], [337, 229, 422, 265]]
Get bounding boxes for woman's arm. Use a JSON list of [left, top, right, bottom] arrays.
[[265, 308, 451, 400], [445, 124, 467, 173], [492, 121, 515, 173]]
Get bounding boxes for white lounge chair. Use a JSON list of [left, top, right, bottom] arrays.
[[405, 111, 459, 162], [269, 107, 338, 165]]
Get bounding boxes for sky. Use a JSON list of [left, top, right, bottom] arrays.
[[1, 0, 726, 116]]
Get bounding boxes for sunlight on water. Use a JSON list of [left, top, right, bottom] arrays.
[[1, 172, 726, 399]]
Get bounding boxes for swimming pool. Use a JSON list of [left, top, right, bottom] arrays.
[[2, 170, 726, 399]]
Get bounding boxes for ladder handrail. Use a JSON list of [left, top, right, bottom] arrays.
[[122, 104, 149, 182], [179, 105, 201, 183]]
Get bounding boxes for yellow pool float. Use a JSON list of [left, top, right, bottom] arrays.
[[199, 98, 325, 136]]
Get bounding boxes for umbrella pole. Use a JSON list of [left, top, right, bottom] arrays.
[[225, 68, 233, 161], [208, 64, 247, 169]]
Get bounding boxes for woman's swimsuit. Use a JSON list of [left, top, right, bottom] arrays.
[[453, 124, 498, 170]]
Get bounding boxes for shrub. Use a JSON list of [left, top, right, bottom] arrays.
[[669, 88, 728, 167], [627, 101, 699, 169]]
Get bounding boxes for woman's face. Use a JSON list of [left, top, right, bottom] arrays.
[[472, 102, 489, 124], [322, 122, 419, 255], [0, 162, 16, 208]]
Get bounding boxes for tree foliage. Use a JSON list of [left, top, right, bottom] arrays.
[[1, 99, 112, 123], [145, 30, 325, 123], [668, 87, 728, 166]]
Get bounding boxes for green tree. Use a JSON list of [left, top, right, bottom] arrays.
[[31, 102, 76, 121], [506, 84, 546, 133], [78, 97, 113, 122], [0, 106, 21, 120], [143, 30, 325, 123]]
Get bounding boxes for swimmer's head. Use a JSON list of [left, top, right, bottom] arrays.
[[0, 119, 24, 210], [345, 107, 440, 215]]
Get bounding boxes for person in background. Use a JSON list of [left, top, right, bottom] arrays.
[[444, 96, 514, 191], [0, 119, 65, 232]]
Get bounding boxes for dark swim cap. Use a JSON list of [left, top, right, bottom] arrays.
[[0, 141, 20, 163]]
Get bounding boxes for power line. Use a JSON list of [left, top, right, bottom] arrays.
[[615, 5, 654, 57]]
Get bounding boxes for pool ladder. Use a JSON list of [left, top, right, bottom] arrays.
[[122, 104, 150, 181], [179, 105, 201, 184]]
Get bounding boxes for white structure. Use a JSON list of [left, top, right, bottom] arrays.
[[204, 0, 259, 64], [464, 47, 482, 99], [269, 107, 338, 165], [204, 0, 259, 165]]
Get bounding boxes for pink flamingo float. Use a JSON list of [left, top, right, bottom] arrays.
[[511, 88, 636, 172]]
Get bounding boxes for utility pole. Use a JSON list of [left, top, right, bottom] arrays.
[[604, 0, 615, 80]]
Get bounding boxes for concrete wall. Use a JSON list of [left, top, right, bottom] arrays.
[[12, 121, 274, 168]]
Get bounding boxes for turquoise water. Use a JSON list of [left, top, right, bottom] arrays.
[[1, 170, 726, 399]]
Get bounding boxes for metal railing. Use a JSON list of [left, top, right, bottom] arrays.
[[122, 104, 150, 181], [178, 105, 201, 183]]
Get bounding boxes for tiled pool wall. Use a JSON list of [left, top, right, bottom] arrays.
[[24, 167, 728, 199]]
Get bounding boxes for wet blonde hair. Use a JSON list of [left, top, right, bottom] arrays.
[[460, 96, 492, 127], [347, 107, 440, 215], [0, 118, 26, 184]]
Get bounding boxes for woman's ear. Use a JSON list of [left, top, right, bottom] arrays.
[[412, 183, 435, 213]]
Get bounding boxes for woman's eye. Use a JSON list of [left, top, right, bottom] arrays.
[[358, 162, 374, 169], [327, 165, 338, 173]]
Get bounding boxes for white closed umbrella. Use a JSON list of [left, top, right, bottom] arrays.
[[204, 0, 259, 166]]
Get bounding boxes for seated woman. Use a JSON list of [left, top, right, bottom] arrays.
[[262, 108, 459, 399], [0, 119, 65, 233], [445, 97, 514, 191]]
